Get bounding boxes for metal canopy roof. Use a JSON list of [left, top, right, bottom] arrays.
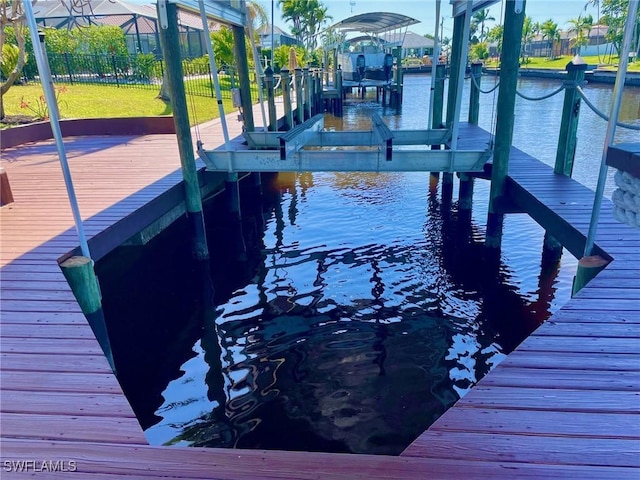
[[329, 12, 419, 35]]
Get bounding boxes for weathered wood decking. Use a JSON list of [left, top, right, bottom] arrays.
[[1, 120, 638, 478]]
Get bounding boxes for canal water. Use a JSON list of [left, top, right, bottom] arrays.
[[97, 75, 639, 455]]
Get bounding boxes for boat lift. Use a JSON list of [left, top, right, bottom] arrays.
[[197, 112, 492, 173], [190, 1, 493, 176]]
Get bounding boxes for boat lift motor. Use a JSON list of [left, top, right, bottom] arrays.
[[383, 53, 394, 82], [356, 54, 366, 82]]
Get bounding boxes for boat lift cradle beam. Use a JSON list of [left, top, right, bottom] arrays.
[[242, 128, 453, 150], [278, 114, 326, 160], [199, 147, 490, 173], [198, 112, 490, 173]]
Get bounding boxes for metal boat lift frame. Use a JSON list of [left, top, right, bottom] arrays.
[[197, 113, 492, 174]]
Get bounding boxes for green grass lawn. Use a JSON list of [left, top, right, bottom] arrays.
[[484, 55, 640, 72], [1, 83, 237, 128]]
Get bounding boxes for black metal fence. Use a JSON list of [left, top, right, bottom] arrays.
[[17, 53, 249, 100]]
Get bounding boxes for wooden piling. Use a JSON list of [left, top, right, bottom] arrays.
[[468, 62, 482, 125], [264, 66, 277, 131], [572, 255, 609, 296], [294, 68, 304, 124], [442, 15, 466, 194], [303, 67, 312, 120], [0, 166, 14, 206], [281, 68, 294, 130], [429, 63, 447, 183], [60, 256, 115, 372], [232, 25, 254, 132], [225, 172, 241, 217], [486, 0, 526, 251], [156, 1, 208, 261], [542, 231, 563, 264], [459, 62, 483, 213], [316, 70, 323, 114], [395, 47, 403, 104], [432, 64, 445, 129], [336, 67, 343, 116], [555, 56, 587, 176]]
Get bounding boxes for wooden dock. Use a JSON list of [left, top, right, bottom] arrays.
[[1, 120, 638, 478]]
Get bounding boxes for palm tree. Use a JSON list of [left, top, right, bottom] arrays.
[[278, 0, 331, 51], [302, 1, 331, 50], [278, 0, 305, 45], [584, 0, 602, 62], [567, 14, 593, 55], [246, 1, 268, 33], [540, 19, 560, 59], [520, 16, 538, 63], [472, 8, 495, 43]]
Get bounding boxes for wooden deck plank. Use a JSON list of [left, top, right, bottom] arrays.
[[0, 370, 125, 394], [452, 386, 640, 414], [0, 337, 104, 355], [0, 391, 137, 418], [1, 323, 99, 339], [1, 439, 637, 480], [402, 431, 639, 467], [429, 407, 640, 439], [519, 336, 640, 354], [1, 352, 113, 373], [0, 310, 88, 324], [1, 412, 147, 445], [533, 322, 640, 337], [499, 350, 640, 371], [477, 367, 640, 391]]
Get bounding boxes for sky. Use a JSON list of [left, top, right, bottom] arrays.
[[268, 0, 601, 39]]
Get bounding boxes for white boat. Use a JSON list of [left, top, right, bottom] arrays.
[[327, 12, 419, 85]]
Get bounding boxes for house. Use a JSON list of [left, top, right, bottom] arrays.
[[33, 0, 208, 57], [255, 25, 301, 50]]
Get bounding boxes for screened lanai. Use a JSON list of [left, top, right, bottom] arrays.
[[33, 0, 208, 57]]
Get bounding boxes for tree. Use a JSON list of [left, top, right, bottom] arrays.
[[302, 1, 330, 50], [0, 0, 27, 120], [486, 24, 503, 59], [210, 26, 235, 69], [472, 8, 495, 43], [278, 0, 331, 51], [469, 41, 489, 62], [520, 16, 538, 63], [540, 19, 560, 59], [599, 0, 640, 58], [246, 1, 268, 32], [567, 14, 593, 55], [584, 0, 604, 62]]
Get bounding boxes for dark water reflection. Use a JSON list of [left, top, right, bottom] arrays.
[[96, 74, 631, 455]]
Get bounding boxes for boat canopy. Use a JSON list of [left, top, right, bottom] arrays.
[[328, 12, 419, 35]]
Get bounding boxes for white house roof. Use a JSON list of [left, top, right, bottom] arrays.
[[381, 31, 433, 49], [329, 12, 419, 35]]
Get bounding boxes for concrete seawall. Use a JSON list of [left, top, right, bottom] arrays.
[[483, 67, 640, 86]]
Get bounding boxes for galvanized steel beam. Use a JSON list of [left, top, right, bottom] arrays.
[[200, 147, 490, 173]]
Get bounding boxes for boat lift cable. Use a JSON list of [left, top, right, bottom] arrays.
[[198, 0, 231, 152], [22, 0, 91, 260], [576, 86, 640, 131], [427, 0, 441, 128], [584, 0, 639, 257]]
